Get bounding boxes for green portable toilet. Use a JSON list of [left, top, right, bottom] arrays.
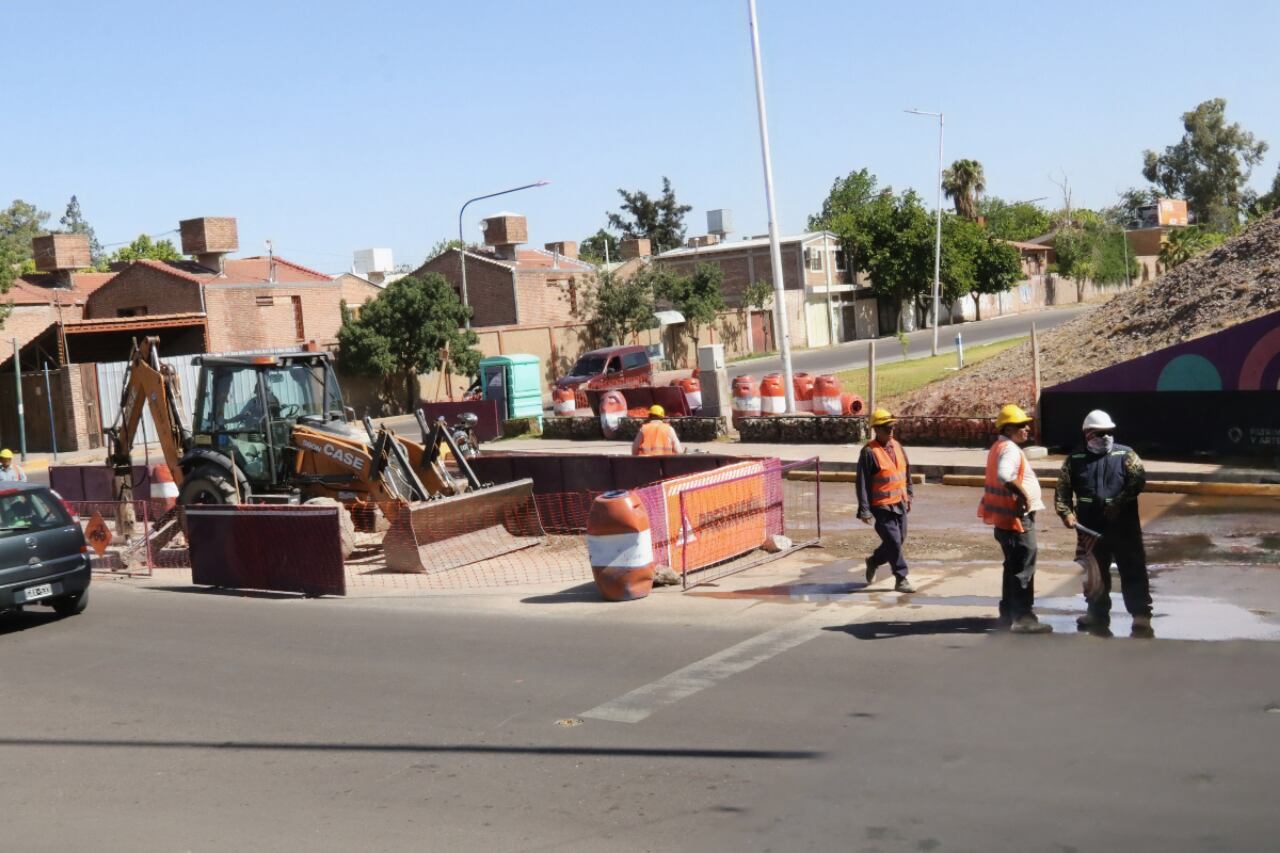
[[479, 354, 544, 425]]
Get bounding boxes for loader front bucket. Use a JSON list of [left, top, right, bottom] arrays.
[[382, 478, 545, 574]]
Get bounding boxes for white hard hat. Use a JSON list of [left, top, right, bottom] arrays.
[[1081, 409, 1116, 431]]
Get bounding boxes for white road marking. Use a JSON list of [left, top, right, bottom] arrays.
[[581, 599, 869, 724]]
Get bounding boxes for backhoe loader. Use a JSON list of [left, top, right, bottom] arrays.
[[105, 337, 542, 572]]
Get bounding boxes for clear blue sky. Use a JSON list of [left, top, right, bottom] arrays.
[[4, 0, 1278, 273]]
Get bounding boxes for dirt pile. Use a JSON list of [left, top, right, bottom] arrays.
[[896, 209, 1280, 416]]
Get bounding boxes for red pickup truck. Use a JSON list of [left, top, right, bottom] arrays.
[[554, 344, 654, 393]]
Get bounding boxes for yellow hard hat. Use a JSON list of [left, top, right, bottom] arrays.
[[995, 404, 1033, 429], [869, 408, 896, 427], [648, 404, 665, 418], [0, 449, 12, 460]]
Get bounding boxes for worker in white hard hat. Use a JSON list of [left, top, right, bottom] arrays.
[[0, 448, 26, 482], [1054, 410, 1153, 638], [856, 409, 915, 593]]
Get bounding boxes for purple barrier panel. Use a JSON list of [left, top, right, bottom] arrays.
[[185, 505, 345, 597], [418, 400, 502, 442], [49, 464, 152, 502]]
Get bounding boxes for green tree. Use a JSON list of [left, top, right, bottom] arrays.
[[656, 263, 726, 354], [105, 233, 182, 266], [579, 229, 620, 265], [807, 168, 880, 230], [942, 159, 986, 220], [978, 197, 1051, 241], [582, 269, 658, 345], [59, 195, 103, 263], [971, 236, 1023, 320], [336, 273, 480, 413], [424, 238, 464, 262], [0, 199, 51, 263], [1250, 166, 1280, 216], [1159, 226, 1226, 269], [1142, 98, 1269, 229], [1053, 223, 1139, 299], [833, 189, 934, 330], [1105, 187, 1158, 227], [605, 177, 692, 253]]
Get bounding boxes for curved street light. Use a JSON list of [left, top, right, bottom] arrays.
[[457, 180, 551, 328]]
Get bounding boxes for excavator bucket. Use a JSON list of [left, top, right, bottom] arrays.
[[382, 477, 545, 574]]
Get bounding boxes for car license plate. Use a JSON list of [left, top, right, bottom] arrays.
[[22, 583, 54, 603]]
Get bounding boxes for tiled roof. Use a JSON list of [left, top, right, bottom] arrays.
[[1006, 241, 1052, 251], [220, 256, 332, 283], [514, 247, 595, 272], [5, 271, 118, 305], [657, 230, 836, 258]]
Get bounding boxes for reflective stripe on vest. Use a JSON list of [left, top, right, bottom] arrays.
[[867, 439, 907, 507], [977, 442, 1026, 532], [635, 422, 678, 456]]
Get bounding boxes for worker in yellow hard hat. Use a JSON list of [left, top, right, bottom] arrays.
[[856, 409, 914, 593], [978, 403, 1049, 633], [632, 404, 683, 456], [0, 448, 26, 482]]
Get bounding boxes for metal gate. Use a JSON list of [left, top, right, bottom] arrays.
[[95, 355, 201, 449]]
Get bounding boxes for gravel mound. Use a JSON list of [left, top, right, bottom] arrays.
[[896, 209, 1280, 416]]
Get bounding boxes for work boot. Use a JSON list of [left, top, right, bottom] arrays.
[[1130, 614, 1155, 639], [1076, 612, 1112, 636], [1010, 615, 1053, 635], [894, 577, 915, 593], [864, 557, 878, 585]]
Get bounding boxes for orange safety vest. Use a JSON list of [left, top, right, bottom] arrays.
[[978, 440, 1026, 532], [867, 439, 908, 507], [634, 421, 679, 456]]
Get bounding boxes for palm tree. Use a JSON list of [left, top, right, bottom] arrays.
[[942, 159, 986, 221]]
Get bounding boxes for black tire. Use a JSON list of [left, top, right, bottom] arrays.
[[178, 467, 241, 506], [51, 587, 89, 617]]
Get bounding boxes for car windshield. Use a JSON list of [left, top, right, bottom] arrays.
[[0, 489, 71, 537], [571, 355, 608, 376]]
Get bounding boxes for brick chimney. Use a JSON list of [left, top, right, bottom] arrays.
[[32, 233, 92, 274], [180, 216, 239, 272], [544, 241, 578, 261], [482, 214, 528, 261], [619, 237, 651, 259]]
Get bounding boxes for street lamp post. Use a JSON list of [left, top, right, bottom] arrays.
[[457, 180, 550, 328], [746, 0, 797, 412], [905, 108, 944, 356]]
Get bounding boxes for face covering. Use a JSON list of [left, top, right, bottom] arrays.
[[1087, 434, 1114, 454]]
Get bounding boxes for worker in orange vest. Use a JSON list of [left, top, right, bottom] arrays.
[[856, 408, 914, 593], [978, 404, 1051, 634], [632, 405, 683, 456], [0, 448, 26, 482]]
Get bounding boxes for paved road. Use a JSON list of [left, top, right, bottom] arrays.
[[737, 304, 1091, 377], [3, 538, 1277, 851]]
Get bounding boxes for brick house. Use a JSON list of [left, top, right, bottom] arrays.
[[411, 214, 595, 328], [84, 217, 344, 351], [654, 230, 863, 347]]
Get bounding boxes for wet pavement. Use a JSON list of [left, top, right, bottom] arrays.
[[691, 483, 1280, 643]]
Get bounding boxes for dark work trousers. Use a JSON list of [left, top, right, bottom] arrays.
[[995, 514, 1037, 622], [1076, 525, 1152, 619], [868, 506, 909, 579]]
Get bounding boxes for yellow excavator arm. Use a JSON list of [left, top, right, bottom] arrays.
[[105, 336, 191, 484]]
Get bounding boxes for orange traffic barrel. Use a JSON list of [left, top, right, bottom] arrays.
[[841, 392, 866, 416], [793, 372, 815, 412], [731, 375, 761, 428], [672, 376, 702, 414], [599, 389, 628, 439], [149, 463, 179, 518], [760, 373, 786, 415], [586, 490, 655, 601], [813, 375, 844, 415], [552, 387, 577, 416]]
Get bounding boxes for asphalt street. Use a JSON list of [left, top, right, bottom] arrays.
[[732, 304, 1091, 378], [3, 534, 1278, 852]]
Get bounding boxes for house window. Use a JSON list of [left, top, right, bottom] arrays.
[[806, 248, 823, 272], [256, 295, 274, 307], [834, 250, 847, 272]]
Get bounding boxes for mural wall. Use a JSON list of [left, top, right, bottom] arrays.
[[1040, 310, 1280, 456]]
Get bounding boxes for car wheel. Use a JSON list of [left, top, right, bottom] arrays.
[[51, 587, 89, 617]]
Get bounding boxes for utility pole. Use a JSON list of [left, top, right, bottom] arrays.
[[905, 108, 944, 355], [12, 338, 26, 461]]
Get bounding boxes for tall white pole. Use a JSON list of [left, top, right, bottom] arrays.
[[747, 0, 796, 412], [931, 113, 944, 356]]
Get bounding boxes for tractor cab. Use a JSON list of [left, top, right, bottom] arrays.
[[191, 351, 349, 491]]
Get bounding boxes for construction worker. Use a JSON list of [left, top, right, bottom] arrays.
[[1054, 410, 1153, 638], [856, 408, 914, 593], [978, 404, 1051, 634], [632, 405, 683, 456], [0, 449, 26, 482]]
